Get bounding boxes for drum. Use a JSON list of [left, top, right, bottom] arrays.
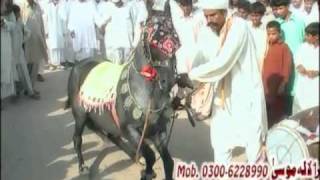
[[266, 106, 319, 165]]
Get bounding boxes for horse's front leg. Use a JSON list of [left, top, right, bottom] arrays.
[[126, 125, 157, 180], [154, 131, 174, 180]]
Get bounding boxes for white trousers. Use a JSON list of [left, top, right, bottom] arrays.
[[210, 106, 263, 164], [106, 47, 131, 65], [75, 48, 95, 61], [49, 48, 64, 66]]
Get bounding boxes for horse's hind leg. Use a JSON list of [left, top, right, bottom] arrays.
[[126, 125, 156, 180], [73, 111, 89, 173], [107, 133, 136, 160], [85, 121, 136, 161]]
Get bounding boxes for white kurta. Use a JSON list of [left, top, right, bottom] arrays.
[[38, 0, 50, 35], [170, 0, 206, 73], [302, 2, 319, 26], [22, 2, 48, 64], [293, 43, 319, 113], [95, 0, 107, 57], [97, 2, 136, 64], [189, 17, 267, 164], [248, 22, 267, 72], [13, 19, 34, 94], [68, 0, 98, 61], [261, 6, 275, 25], [47, 2, 65, 65], [1, 15, 16, 99], [289, 4, 305, 19], [59, 0, 75, 62], [128, 0, 148, 47]]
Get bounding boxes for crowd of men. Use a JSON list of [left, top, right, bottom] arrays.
[[1, 0, 319, 164]]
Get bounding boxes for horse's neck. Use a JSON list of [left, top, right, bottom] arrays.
[[127, 42, 154, 110], [127, 64, 154, 110]]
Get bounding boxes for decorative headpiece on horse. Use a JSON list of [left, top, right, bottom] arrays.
[[144, 15, 181, 58]]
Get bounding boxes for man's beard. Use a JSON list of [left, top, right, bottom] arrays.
[[207, 22, 219, 33]]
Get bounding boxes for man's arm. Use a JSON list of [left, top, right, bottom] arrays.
[[278, 44, 292, 95], [94, 2, 112, 29], [2, 18, 16, 31], [23, 24, 32, 43], [294, 44, 306, 75], [189, 18, 248, 83]]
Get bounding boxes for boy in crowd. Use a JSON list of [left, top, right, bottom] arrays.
[[236, 0, 251, 19], [293, 22, 319, 113], [262, 21, 292, 128], [270, 0, 305, 115], [248, 1, 267, 71]]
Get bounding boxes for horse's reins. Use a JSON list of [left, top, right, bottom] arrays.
[[135, 95, 153, 163]]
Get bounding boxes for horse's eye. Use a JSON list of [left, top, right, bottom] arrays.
[[161, 79, 166, 84]]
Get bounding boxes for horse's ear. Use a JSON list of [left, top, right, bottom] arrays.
[[164, 0, 171, 16], [145, 0, 154, 18]]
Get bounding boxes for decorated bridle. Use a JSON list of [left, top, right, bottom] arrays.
[[134, 14, 180, 86], [122, 14, 181, 115]]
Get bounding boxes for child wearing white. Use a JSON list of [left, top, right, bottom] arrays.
[[293, 22, 319, 113]]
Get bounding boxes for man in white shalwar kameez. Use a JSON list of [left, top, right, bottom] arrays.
[[1, 11, 16, 100], [187, 0, 268, 164], [289, 0, 305, 18], [94, 0, 107, 57], [170, 0, 205, 74], [170, 0, 217, 120], [21, 0, 48, 85], [293, 22, 319, 113], [248, 1, 267, 72], [12, 4, 40, 99], [47, 0, 65, 68], [59, 0, 75, 64], [96, 0, 141, 64], [37, 0, 50, 78], [68, 0, 98, 61], [302, 0, 319, 26]]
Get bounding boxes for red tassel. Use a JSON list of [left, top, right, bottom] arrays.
[[140, 65, 157, 81]]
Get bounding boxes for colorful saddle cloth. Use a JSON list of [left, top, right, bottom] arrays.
[[79, 61, 126, 114]]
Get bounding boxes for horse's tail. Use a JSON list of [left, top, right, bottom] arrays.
[[64, 66, 75, 109]]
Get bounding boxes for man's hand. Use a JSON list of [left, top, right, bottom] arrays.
[[176, 73, 194, 89], [277, 82, 286, 95], [297, 65, 307, 75], [171, 96, 182, 110], [0, 17, 5, 27], [306, 70, 319, 79]]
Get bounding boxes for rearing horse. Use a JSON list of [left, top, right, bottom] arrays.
[[65, 4, 181, 179]]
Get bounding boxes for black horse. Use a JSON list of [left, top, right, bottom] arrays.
[[65, 10, 182, 180]]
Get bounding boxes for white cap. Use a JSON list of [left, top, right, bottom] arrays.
[[198, 0, 228, 10], [111, 0, 120, 3]]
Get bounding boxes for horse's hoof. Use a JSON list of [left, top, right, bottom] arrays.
[[79, 165, 89, 175], [140, 170, 157, 180]]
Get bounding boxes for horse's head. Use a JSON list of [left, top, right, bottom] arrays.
[[139, 13, 181, 93]]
